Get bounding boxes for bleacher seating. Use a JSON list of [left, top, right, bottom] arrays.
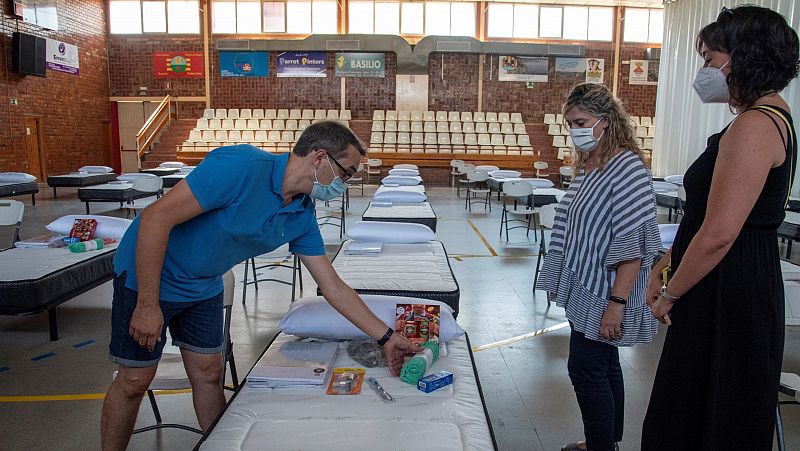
[[180, 108, 353, 154], [542, 111, 656, 159]]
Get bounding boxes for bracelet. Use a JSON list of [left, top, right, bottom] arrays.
[[660, 285, 681, 302], [376, 327, 394, 346], [609, 296, 627, 305]]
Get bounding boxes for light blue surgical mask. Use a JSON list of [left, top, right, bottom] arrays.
[[311, 155, 348, 201], [570, 117, 605, 152]]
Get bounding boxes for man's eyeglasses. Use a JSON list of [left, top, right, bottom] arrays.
[[327, 153, 356, 181]]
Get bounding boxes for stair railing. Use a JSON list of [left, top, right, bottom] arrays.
[[136, 95, 172, 166]]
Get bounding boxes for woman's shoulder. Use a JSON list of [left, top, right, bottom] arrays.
[[607, 150, 650, 180]]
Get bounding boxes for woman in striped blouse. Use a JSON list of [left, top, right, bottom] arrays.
[[536, 83, 661, 451]]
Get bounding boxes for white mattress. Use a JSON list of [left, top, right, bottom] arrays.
[[79, 182, 133, 191], [782, 261, 800, 326], [0, 244, 117, 281], [364, 202, 436, 219], [375, 185, 426, 194], [199, 333, 494, 451], [333, 241, 457, 292], [785, 211, 800, 226]]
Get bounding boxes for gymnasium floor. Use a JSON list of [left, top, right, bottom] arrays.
[[0, 184, 798, 450]]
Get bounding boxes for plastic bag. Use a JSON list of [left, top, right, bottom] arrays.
[[346, 340, 387, 367]]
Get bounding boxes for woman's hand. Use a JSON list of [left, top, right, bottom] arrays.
[[600, 302, 625, 340], [650, 295, 674, 325], [646, 270, 663, 307]]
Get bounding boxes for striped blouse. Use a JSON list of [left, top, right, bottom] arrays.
[[536, 150, 661, 347]]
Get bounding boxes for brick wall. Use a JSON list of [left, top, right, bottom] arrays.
[[428, 53, 481, 113], [0, 0, 111, 174], [617, 44, 659, 118]]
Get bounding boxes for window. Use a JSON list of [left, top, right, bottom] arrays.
[[487, 3, 608, 41], [450, 2, 475, 37], [168, 0, 200, 33], [424, 2, 474, 36], [109, 1, 143, 34], [286, 1, 311, 33], [311, 0, 337, 33], [425, 2, 450, 36], [110, 0, 199, 34], [237, 0, 262, 33], [349, 1, 374, 34], [538, 6, 562, 38], [213, 0, 237, 33], [562, 6, 588, 40], [349, 1, 400, 35], [263, 2, 285, 32], [587, 7, 613, 41], [400, 2, 423, 34], [624, 8, 663, 43], [375, 2, 400, 35]]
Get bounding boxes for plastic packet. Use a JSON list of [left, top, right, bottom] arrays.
[[346, 340, 387, 368]]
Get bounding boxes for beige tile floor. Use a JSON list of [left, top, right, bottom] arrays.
[[0, 184, 798, 450]]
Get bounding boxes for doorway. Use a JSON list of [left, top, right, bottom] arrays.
[[23, 117, 46, 179]]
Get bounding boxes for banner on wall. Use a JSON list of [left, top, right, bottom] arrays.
[[498, 56, 548, 82], [277, 52, 326, 78], [629, 60, 659, 85], [585, 58, 605, 84], [335, 53, 385, 78], [45, 39, 79, 75], [154, 52, 204, 78], [219, 51, 269, 77], [555, 58, 585, 73]]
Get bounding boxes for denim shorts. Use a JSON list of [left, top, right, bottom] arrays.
[[109, 272, 224, 368]]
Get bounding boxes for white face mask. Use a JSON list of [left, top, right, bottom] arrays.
[[693, 60, 730, 103], [569, 117, 605, 153]]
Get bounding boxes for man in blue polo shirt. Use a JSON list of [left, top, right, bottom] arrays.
[[101, 122, 420, 450]]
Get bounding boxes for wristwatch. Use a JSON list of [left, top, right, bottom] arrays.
[[660, 284, 681, 302], [376, 327, 394, 346], [609, 295, 627, 305]]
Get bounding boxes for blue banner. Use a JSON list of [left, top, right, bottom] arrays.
[[219, 51, 269, 78], [276, 52, 327, 78]]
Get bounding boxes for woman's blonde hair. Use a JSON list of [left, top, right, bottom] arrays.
[[562, 83, 643, 171]]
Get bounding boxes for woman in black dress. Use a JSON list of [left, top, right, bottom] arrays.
[[642, 6, 799, 450]]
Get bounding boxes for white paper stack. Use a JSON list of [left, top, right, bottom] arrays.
[[246, 341, 339, 389], [344, 241, 383, 256], [14, 234, 63, 249]]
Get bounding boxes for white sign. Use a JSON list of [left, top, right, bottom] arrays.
[[629, 60, 659, 85], [46, 39, 79, 75], [498, 56, 548, 83]]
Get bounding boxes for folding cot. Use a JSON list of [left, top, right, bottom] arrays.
[[0, 182, 39, 205], [0, 244, 116, 340], [139, 167, 180, 177], [77, 182, 158, 214], [162, 173, 188, 188], [362, 202, 437, 232], [47, 172, 118, 197], [779, 211, 800, 258], [653, 181, 682, 222], [196, 302, 495, 450]]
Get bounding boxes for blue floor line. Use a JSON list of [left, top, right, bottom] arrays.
[[31, 353, 56, 362], [73, 340, 96, 349]]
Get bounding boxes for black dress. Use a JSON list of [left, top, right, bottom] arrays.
[[642, 105, 798, 450]]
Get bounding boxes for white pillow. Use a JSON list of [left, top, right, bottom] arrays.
[[279, 295, 464, 342], [117, 173, 152, 182], [393, 164, 418, 170], [347, 221, 434, 244], [476, 165, 499, 172], [388, 168, 420, 177], [490, 170, 521, 178], [159, 161, 186, 168], [46, 215, 133, 239], [372, 191, 427, 203], [78, 166, 113, 174], [382, 176, 422, 186], [0, 172, 36, 183], [178, 166, 195, 174]]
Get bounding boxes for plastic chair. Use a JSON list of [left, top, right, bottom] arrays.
[[315, 193, 347, 239], [534, 161, 550, 178], [560, 166, 574, 188], [242, 249, 303, 304], [466, 170, 491, 212], [124, 270, 238, 436], [128, 174, 163, 217], [500, 181, 540, 241], [366, 158, 382, 184], [0, 200, 24, 247]]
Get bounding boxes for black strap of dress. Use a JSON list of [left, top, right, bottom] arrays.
[[747, 105, 796, 208]]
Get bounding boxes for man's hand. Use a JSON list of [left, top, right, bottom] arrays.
[[600, 302, 625, 340], [383, 334, 423, 376], [129, 302, 163, 352]]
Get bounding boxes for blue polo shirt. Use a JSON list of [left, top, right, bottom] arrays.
[[113, 145, 324, 302]]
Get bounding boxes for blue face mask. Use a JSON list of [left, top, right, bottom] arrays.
[[311, 155, 348, 201]]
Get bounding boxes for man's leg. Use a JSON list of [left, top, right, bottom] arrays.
[[101, 364, 158, 451], [181, 349, 225, 431]]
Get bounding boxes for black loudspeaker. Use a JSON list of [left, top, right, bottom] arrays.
[[12, 32, 46, 77]]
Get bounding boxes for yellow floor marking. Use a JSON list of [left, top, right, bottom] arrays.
[[472, 321, 570, 352], [467, 220, 498, 256], [0, 388, 193, 403]]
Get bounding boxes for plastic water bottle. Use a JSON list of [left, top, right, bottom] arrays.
[[68, 238, 104, 253]]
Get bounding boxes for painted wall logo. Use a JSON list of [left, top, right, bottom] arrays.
[[58, 43, 65, 55], [154, 52, 204, 78]]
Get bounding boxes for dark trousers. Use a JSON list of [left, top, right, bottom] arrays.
[[568, 327, 624, 451]]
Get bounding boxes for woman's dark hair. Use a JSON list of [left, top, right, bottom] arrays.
[[697, 5, 799, 108], [293, 120, 366, 158]]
